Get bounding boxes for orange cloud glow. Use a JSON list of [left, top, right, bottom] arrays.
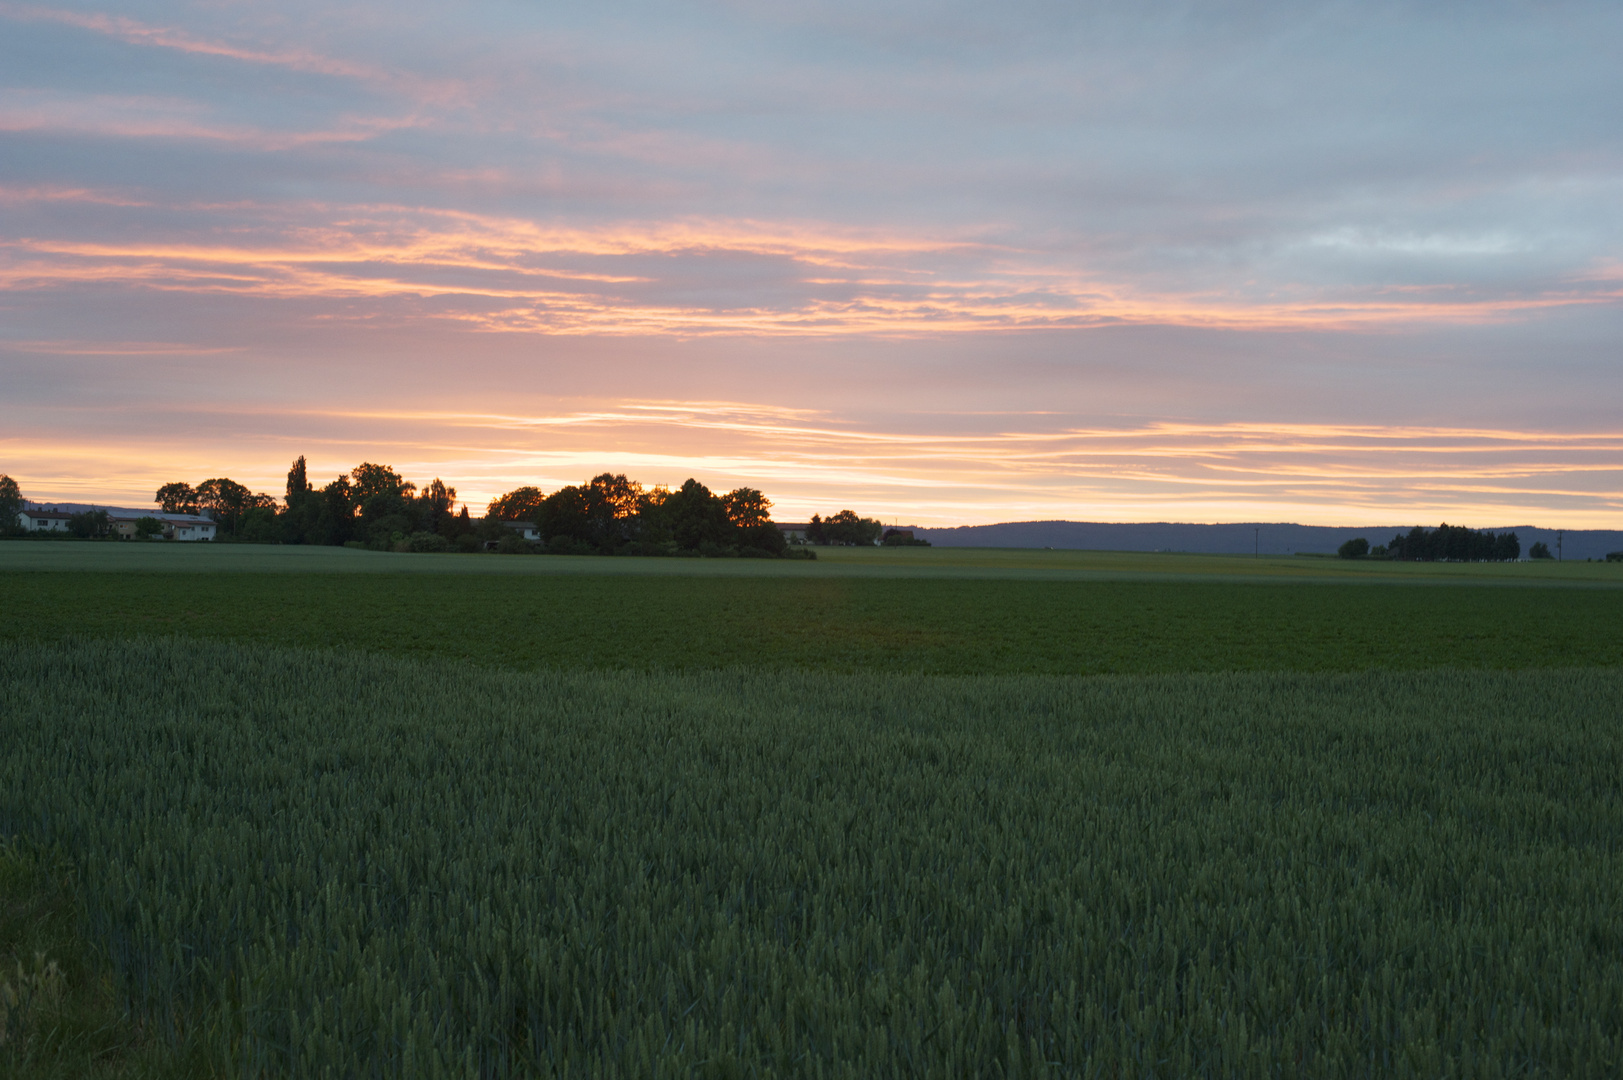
[[6, 405, 1619, 528]]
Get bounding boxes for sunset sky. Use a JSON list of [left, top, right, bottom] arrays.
[[3, 1, 1621, 525]]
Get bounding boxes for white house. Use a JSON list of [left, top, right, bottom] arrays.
[[18, 509, 74, 533], [163, 514, 217, 541], [501, 520, 541, 541]]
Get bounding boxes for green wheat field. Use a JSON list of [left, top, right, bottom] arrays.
[[2, 546, 1621, 1076]]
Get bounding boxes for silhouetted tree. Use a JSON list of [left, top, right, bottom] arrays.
[[1529, 541, 1552, 559], [68, 509, 109, 538], [156, 482, 199, 514], [417, 478, 457, 536], [345, 464, 415, 546], [821, 510, 883, 546], [196, 478, 276, 536], [1337, 538, 1369, 559], [882, 529, 930, 547], [722, 488, 773, 528], [487, 486, 546, 523], [657, 479, 732, 551], [286, 455, 312, 505], [534, 474, 648, 551], [0, 474, 20, 534], [351, 462, 414, 503], [280, 456, 321, 544], [313, 475, 356, 546], [1387, 524, 1519, 562]]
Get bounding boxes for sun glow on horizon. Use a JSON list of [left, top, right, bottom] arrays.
[[6, 405, 1620, 529]]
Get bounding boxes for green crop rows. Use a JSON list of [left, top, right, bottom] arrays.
[[3, 637, 1621, 1077], [4, 571, 1622, 675]]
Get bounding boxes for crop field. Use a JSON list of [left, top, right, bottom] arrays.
[[3, 637, 1621, 1077], [3, 567, 1622, 675], [5, 539, 1623, 585], [2, 546, 1621, 1076]]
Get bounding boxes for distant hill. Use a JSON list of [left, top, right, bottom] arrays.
[[909, 520, 1623, 561]]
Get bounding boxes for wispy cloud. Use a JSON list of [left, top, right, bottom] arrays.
[[6, 201, 1612, 336], [0, 91, 422, 149], [3, 2, 1619, 519], [0, 3, 469, 106]]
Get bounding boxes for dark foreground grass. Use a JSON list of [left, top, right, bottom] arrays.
[[3, 638, 1621, 1077], [4, 570, 1622, 674], [0, 840, 203, 1078]]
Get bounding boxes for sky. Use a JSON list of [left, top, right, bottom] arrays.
[[3, 0, 1621, 526]]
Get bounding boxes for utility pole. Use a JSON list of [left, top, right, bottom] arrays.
[[1254, 527, 1259, 558], [1558, 530, 1563, 562]]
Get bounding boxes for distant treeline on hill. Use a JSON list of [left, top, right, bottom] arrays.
[[1378, 524, 1520, 562], [910, 520, 1623, 561]]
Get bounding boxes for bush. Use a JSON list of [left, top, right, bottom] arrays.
[[407, 531, 450, 553], [882, 529, 930, 547], [496, 533, 536, 555], [1337, 538, 1370, 559], [1530, 542, 1553, 560], [1606, 551, 1623, 563]]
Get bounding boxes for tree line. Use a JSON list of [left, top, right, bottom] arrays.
[[0, 462, 822, 559], [485, 472, 804, 558], [1338, 524, 1521, 561], [272, 458, 815, 557]]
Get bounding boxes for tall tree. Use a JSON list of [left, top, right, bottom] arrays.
[[823, 509, 883, 546], [722, 488, 773, 528], [417, 478, 457, 535], [280, 456, 320, 544], [660, 479, 731, 550], [195, 478, 274, 536], [535, 475, 649, 550], [313, 475, 356, 546], [588, 474, 644, 521], [156, 482, 199, 514], [351, 463, 414, 503], [0, 474, 20, 533], [285, 455, 313, 507], [487, 486, 546, 522], [347, 464, 415, 545]]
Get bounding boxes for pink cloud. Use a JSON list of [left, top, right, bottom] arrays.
[[0, 3, 470, 107], [6, 200, 1611, 337]]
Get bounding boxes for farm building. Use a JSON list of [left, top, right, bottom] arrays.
[[162, 514, 217, 541], [776, 522, 811, 542], [104, 513, 217, 541], [17, 509, 74, 532]]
